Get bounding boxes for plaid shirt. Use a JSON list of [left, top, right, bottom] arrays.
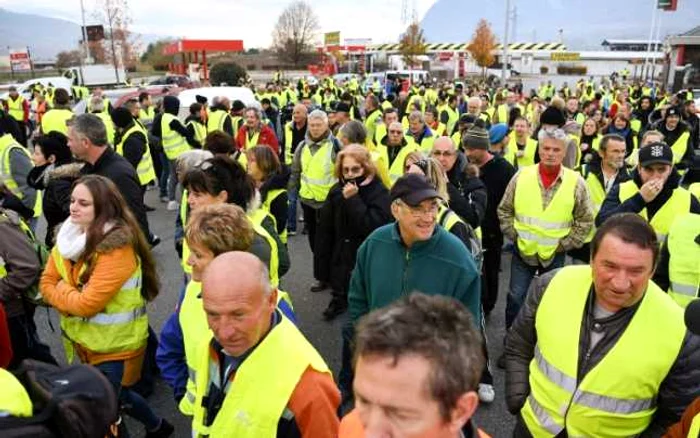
[[497, 165, 594, 267]]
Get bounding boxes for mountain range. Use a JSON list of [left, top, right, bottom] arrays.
[[0, 8, 169, 60], [421, 0, 700, 49]]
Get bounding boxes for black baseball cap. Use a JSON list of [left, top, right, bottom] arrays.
[[638, 142, 673, 167], [335, 102, 351, 114], [390, 174, 440, 206]]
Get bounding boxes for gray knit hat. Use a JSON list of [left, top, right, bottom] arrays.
[[463, 126, 490, 150]]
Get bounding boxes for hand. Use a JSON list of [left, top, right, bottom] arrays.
[[342, 182, 359, 199], [640, 179, 663, 203], [580, 143, 589, 151]]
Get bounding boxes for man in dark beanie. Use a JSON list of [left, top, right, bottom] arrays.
[[658, 106, 694, 170], [535, 105, 579, 169], [463, 125, 516, 317]]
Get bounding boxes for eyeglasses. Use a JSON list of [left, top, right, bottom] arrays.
[[342, 165, 363, 174], [400, 200, 439, 218], [432, 150, 455, 157]]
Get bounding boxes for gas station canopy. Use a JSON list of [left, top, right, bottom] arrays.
[[163, 39, 244, 80]]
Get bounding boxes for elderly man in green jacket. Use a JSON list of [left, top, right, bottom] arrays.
[[339, 173, 482, 408]]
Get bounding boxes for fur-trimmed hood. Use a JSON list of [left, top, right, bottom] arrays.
[[48, 162, 84, 182], [96, 225, 134, 253]]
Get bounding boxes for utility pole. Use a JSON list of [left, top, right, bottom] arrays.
[[651, 10, 664, 80], [502, 0, 511, 83], [78, 0, 87, 85], [643, 0, 658, 80]]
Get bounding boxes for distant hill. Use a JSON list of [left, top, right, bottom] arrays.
[[0, 8, 171, 60], [420, 0, 700, 49]]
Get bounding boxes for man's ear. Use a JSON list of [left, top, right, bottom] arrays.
[[447, 391, 479, 434]]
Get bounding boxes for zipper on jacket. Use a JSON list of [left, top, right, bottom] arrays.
[[402, 250, 411, 295]]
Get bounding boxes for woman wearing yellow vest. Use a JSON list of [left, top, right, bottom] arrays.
[[182, 156, 289, 284], [39, 175, 173, 437], [246, 146, 290, 244]]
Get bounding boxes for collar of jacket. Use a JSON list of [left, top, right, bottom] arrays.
[[389, 222, 441, 252], [585, 159, 631, 185], [447, 152, 468, 184], [409, 125, 433, 142], [305, 130, 333, 146], [86, 146, 115, 172], [381, 135, 407, 148]]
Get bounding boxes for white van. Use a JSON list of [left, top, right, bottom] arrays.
[[385, 70, 431, 86], [176, 86, 258, 119]]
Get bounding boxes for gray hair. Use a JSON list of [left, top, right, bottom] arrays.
[[259, 263, 272, 297], [176, 149, 214, 177], [408, 110, 424, 124], [339, 120, 367, 144], [90, 96, 104, 112], [308, 109, 329, 125], [245, 106, 262, 120], [537, 127, 567, 145], [467, 96, 481, 107], [67, 114, 108, 146]]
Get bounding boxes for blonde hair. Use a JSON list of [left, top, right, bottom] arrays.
[[185, 204, 254, 255], [334, 144, 377, 179]]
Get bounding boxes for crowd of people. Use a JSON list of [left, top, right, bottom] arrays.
[[0, 69, 698, 437]]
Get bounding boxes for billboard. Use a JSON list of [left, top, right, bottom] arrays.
[[324, 31, 340, 46], [9, 48, 31, 72]]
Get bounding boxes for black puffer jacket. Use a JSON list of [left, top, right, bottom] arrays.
[[27, 161, 83, 246], [445, 152, 488, 230], [505, 269, 700, 436], [260, 167, 291, 236], [316, 177, 392, 293]]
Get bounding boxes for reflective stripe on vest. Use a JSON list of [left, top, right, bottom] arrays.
[[299, 140, 336, 202], [191, 315, 330, 437], [667, 213, 700, 308], [51, 246, 148, 361], [263, 188, 288, 244], [161, 113, 190, 160], [116, 124, 156, 185], [41, 109, 74, 135], [6, 96, 25, 122], [513, 165, 577, 260], [619, 181, 692, 241], [521, 265, 685, 437]]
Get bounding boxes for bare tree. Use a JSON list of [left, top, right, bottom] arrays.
[[272, 1, 320, 66], [56, 50, 83, 69], [92, 0, 140, 71]]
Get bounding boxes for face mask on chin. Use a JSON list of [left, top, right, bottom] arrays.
[[342, 175, 364, 186]]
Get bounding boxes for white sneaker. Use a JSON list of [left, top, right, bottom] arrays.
[[167, 200, 178, 211], [478, 383, 495, 403]]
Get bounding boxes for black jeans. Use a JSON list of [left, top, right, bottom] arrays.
[[7, 307, 57, 369], [481, 234, 503, 315], [301, 203, 324, 281]]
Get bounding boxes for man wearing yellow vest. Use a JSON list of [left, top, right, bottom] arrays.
[[85, 88, 112, 114], [363, 95, 382, 144], [289, 110, 339, 292], [3, 86, 29, 146], [235, 107, 279, 154], [192, 251, 339, 438], [138, 92, 156, 129], [157, 95, 199, 211], [652, 213, 700, 308], [40, 88, 73, 136], [406, 111, 436, 153], [596, 142, 700, 241], [510, 117, 538, 168], [505, 214, 700, 437], [498, 127, 593, 333], [111, 108, 156, 196], [375, 121, 419, 186], [570, 134, 630, 263], [207, 97, 235, 137], [372, 107, 399, 147], [658, 107, 694, 171], [0, 125, 38, 220], [89, 96, 115, 146], [440, 95, 460, 136]]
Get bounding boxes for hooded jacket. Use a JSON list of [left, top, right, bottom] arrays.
[[112, 107, 147, 171], [260, 167, 291, 236], [658, 121, 693, 170], [27, 161, 83, 246], [152, 96, 200, 149], [596, 168, 700, 227], [445, 152, 488, 230], [0, 209, 41, 318]]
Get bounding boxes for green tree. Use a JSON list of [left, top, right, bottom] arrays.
[[399, 22, 427, 69], [210, 62, 247, 86], [141, 39, 175, 71]]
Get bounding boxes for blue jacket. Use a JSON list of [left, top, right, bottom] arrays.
[[348, 223, 482, 325], [156, 284, 297, 402]]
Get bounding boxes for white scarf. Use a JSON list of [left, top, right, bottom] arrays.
[[56, 219, 87, 262]]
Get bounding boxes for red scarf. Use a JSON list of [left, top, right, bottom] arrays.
[[539, 164, 561, 190]]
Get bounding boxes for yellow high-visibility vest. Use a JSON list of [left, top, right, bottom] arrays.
[[41, 108, 74, 135], [50, 246, 147, 363], [510, 136, 538, 168], [0, 368, 32, 417], [6, 95, 25, 122], [375, 142, 419, 186], [191, 314, 329, 437], [116, 123, 156, 186], [666, 213, 700, 308], [522, 265, 685, 437], [262, 188, 288, 244], [513, 165, 578, 260], [207, 109, 231, 134], [161, 113, 190, 160], [618, 181, 692, 241], [299, 140, 336, 202]]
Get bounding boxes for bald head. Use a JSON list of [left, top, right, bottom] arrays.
[[202, 252, 276, 356], [292, 104, 308, 124]]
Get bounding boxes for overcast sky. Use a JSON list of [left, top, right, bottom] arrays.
[[0, 0, 438, 48]]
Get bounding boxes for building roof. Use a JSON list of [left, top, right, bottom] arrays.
[[602, 39, 662, 46], [666, 26, 700, 46], [366, 42, 566, 53], [680, 25, 700, 37]]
